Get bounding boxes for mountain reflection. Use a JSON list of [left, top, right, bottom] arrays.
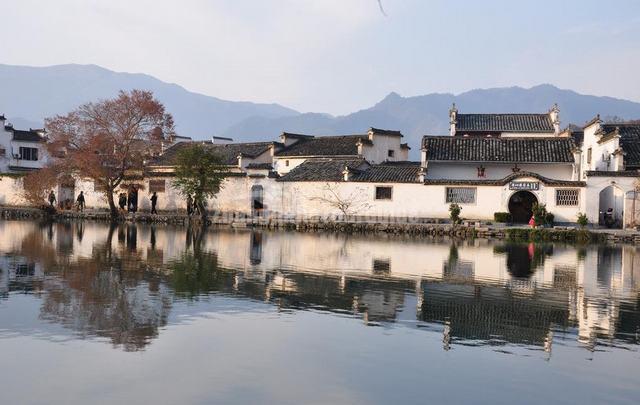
[[0, 220, 639, 354]]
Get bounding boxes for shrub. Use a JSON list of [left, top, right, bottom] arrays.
[[494, 212, 512, 223], [449, 203, 462, 224], [532, 203, 554, 227], [576, 212, 589, 228], [545, 212, 555, 226]]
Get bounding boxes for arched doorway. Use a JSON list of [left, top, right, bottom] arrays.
[[508, 191, 538, 223], [598, 185, 624, 228], [251, 185, 264, 216]]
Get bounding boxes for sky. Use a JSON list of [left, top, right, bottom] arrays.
[[1, 0, 639, 115]]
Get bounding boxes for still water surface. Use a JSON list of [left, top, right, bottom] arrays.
[[0, 220, 639, 404]]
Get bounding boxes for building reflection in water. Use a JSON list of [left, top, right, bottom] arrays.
[[0, 220, 638, 354]]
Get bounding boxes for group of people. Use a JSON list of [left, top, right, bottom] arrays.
[[48, 190, 85, 212], [47, 190, 204, 217], [48, 189, 160, 215], [118, 191, 159, 214]]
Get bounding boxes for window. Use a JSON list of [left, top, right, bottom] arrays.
[[285, 160, 290, 167], [375, 186, 393, 200], [18, 147, 38, 161], [0, 147, 5, 157], [587, 148, 592, 164], [149, 179, 166, 193], [373, 259, 391, 274], [387, 149, 395, 158], [446, 187, 476, 204], [556, 189, 579, 206]]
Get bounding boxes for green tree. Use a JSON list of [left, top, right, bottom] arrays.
[[172, 143, 227, 222]]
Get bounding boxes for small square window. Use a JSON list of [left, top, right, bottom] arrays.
[[555, 189, 579, 206], [446, 187, 476, 204], [387, 150, 395, 158], [375, 186, 392, 200]]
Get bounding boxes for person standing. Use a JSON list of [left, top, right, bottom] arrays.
[[186, 194, 193, 217], [150, 192, 158, 215], [118, 193, 127, 211], [76, 191, 85, 212], [48, 190, 56, 207]]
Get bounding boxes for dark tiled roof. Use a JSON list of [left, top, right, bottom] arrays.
[[456, 114, 554, 133], [400, 143, 410, 150], [599, 124, 640, 167], [423, 171, 585, 187], [275, 135, 370, 157], [281, 132, 315, 140], [245, 163, 273, 170], [277, 159, 421, 183], [11, 129, 45, 142], [351, 162, 421, 183], [422, 136, 576, 163], [562, 124, 584, 145], [150, 141, 273, 166], [277, 158, 367, 182], [585, 170, 640, 178], [369, 127, 403, 137]]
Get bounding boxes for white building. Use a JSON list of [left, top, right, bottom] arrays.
[[578, 117, 640, 228], [3, 105, 640, 229], [0, 115, 49, 173]]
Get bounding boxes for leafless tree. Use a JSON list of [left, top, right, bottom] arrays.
[[308, 183, 372, 217]]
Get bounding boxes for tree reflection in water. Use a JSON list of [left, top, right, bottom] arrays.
[[0, 221, 638, 354]]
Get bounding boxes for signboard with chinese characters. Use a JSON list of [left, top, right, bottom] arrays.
[[509, 181, 539, 191]]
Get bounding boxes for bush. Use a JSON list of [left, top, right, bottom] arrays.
[[531, 203, 554, 227], [545, 212, 555, 226], [577, 212, 589, 228], [449, 203, 462, 224], [494, 212, 512, 223]]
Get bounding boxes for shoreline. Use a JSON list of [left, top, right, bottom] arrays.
[[2, 205, 637, 244]]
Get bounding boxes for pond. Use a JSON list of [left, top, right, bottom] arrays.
[[0, 220, 638, 404]]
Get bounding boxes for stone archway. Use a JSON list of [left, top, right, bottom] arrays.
[[251, 185, 264, 216], [599, 185, 624, 228], [508, 191, 538, 223]]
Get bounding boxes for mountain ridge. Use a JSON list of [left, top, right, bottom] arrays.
[[2, 64, 640, 158], [0, 63, 298, 139]]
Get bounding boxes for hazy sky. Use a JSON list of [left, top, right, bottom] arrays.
[[2, 0, 639, 115]]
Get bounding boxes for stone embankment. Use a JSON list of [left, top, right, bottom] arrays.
[[2, 206, 639, 244]]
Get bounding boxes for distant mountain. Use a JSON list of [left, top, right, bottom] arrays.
[[0, 64, 298, 139], [223, 84, 640, 158], [2, 64, 640, 160]]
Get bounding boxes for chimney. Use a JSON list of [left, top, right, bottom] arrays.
[[342, 166, 351, 181], [549, 103, 560, 135], [571, 145, 582, 181], [449, 103, 458, 136], [418, 166, 426, 183]]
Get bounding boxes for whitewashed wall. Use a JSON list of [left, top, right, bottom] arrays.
[[0, 175, 28, 206], [362, 134, 409, 163], [425, 162, 574, 181]]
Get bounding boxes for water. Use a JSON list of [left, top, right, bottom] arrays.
[[0, 220, 638, 404]]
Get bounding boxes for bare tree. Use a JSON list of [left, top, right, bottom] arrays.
[[308, 183, 372, 217], [45, 90, 174, 218]]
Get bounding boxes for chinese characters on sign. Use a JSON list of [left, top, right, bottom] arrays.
[[509, 181, 539, 191]]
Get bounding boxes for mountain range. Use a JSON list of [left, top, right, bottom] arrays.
[[2, 63, 640, 158]]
